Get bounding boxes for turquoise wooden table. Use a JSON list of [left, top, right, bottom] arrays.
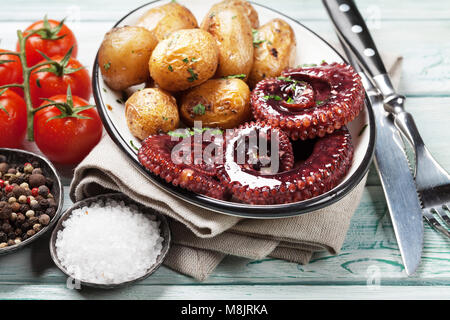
[[0, 0, 449, 299]]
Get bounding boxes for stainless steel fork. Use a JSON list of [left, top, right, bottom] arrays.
[[381, 84, 450, 238]]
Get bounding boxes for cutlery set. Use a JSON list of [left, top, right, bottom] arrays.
[[323, 0, 450, 275]]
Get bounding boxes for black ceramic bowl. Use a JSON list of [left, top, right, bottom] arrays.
[[92, 0, 376, 218], [0, 148, 64, 255], [49, 192, 171, 289]]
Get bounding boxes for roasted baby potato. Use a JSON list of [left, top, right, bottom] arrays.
[[209, 0, 259, 29], [201, 7, 254, 79], [125, 88, 179, 140], [149, 29, 219, 92], [99, 26, 157, 91], [248, 18, 297, 88], [179, 78, 251, 129], [136, 2, 198, 41]]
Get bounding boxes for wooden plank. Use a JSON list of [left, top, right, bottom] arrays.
[[0, 0, 449, 21], [0, 284, 448, 300], [1, 19, 450, 96], [1, 186, 449, 288]]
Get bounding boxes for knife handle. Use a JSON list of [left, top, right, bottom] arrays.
[[322, 0, 396, 96]]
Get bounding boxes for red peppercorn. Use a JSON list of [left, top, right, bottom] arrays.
[[24, 163, 31, 167], [5, 185, 14, 193], [0, 179, 4, 188], [31, 188, 39, 197]]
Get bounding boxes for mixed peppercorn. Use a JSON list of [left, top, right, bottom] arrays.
[[0, 154, 57, 248]]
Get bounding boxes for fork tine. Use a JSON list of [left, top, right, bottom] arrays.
[[423, 208, 450, 238], [433, 207, 450, 227]]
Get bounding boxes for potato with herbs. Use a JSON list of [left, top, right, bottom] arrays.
[[179, 78, 251, 129], [136, 2, 198, 41], [125, 88, 179, 140], [99, 26, 157, 91], [208, 0, 259, 29], [201, 7, 253, 79], [248, 19, 297, 88], [149, 29, 219, 92]]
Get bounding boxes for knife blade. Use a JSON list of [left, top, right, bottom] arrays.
[[323, 0, 424, 275]]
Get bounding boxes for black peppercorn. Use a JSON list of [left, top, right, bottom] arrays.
[[0, 162, 9, 173], [31, 161, 39, 168], [31, 168, 42, 175], [21, 222, 30, 232], [0, 202, 12, 220], [45, 177, 54, 189], [0, 231, 6, 242], [29, 174, 46, 188], [47, 198, 57, 208], [16, 213, 25, 224], [1, 222, 12, 233], [38, 185, 49, 197], [45, 207, 56, 218], [39, 198, 49, 209], [19, 204, 30, 214]]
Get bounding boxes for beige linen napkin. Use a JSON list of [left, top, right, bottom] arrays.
[[70, 51, 402, 281]]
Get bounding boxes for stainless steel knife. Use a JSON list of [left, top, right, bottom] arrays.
[[322, 0, 424, 275]]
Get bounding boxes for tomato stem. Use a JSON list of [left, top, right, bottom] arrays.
[[15, 30, 37, 141], [0, 84, 25, 90]]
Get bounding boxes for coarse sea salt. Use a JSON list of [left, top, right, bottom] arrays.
[[55, 200, 163, 284]]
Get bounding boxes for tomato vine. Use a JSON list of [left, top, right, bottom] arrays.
[[0, 18, 68, 141]]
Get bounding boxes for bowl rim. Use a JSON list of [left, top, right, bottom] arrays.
[[92, 0, 376, 219], [0, 148, 64, 255], [49, 192, 171, 289]]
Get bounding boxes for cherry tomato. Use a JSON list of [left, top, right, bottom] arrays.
[[29, 55, 91, 107], [34, 94, 102, 164], [0, 89, 27, 148], [0, 49, 23, 97], [18, 19, 78, 67]]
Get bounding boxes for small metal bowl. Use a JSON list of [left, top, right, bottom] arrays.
[[49, 192, 171, 289], [0, 148, 64, 256]]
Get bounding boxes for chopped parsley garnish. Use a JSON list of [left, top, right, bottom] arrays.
[[130, 140, 139, 151], [191, 57, 198, 62], [252, 29, 267, 47], [263, 95, 282, 101], [182, 57, 189, 63], [193, 103, 206, 115], [103, 88, 107, 93], [358, 124, 368, 136], [36, 79, 41, 88], [168, 130, 190, 138], [277, 76, 298, 84], [168, 127, 223, 138], [298, 63, 317, 67], [285, 97, 294, 104], [116, 99, 123, 104], [316, 100, 324, 105], [168, 65, 173, 72], [104, 62, 111, 70], [222, 74, 246, 79], [162, 116, 168, 121], [187, 68, 198, 82], [232, 15, 237, 19]]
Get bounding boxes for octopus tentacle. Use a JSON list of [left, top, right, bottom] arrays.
[[138, 133, 228, 200], [251, 62, 365, 140], [218, 123, 354, 205]]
